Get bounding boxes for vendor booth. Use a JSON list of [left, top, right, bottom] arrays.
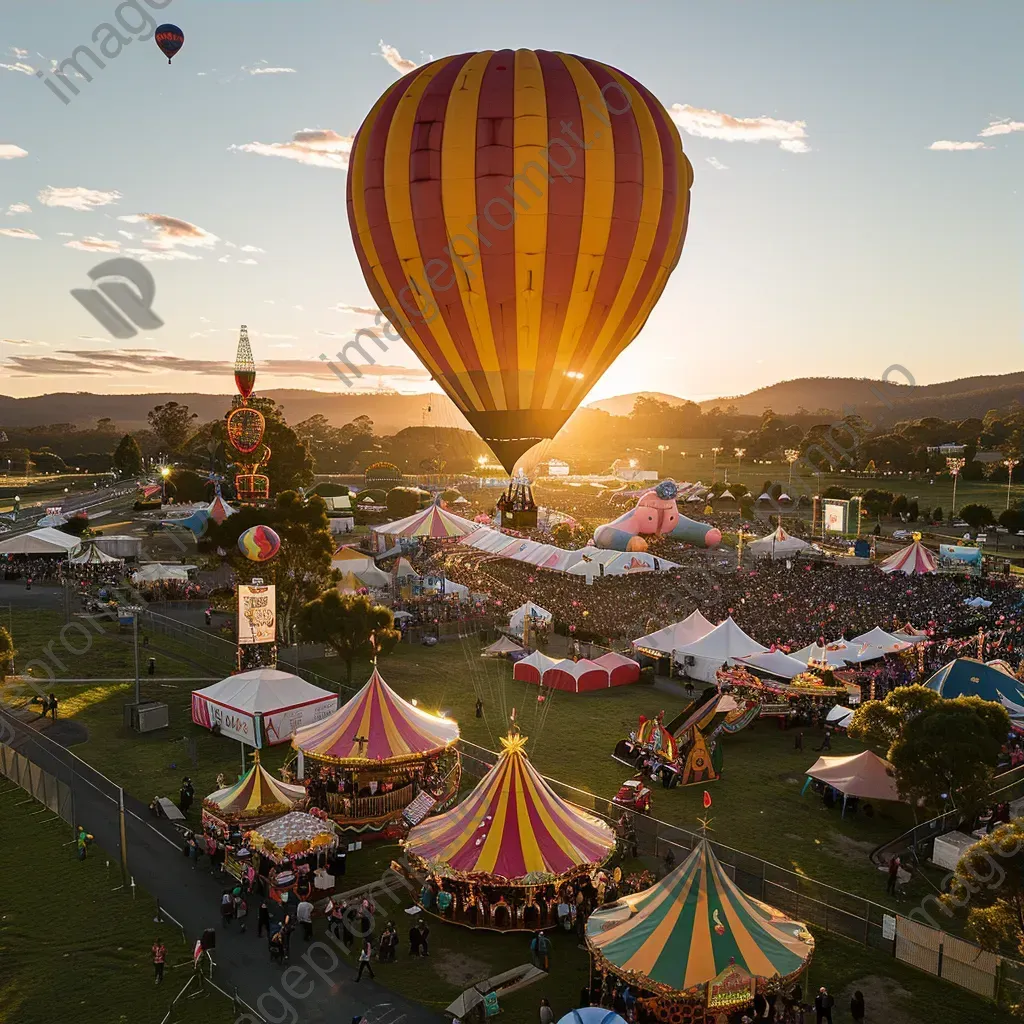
[[293, 666, 461, 836], [481, 635, 524, 658], [244, 810, 340, 903], [192, 668, 338, 747], [404, 730, 616, 931], [586, 840, 814, 1024]]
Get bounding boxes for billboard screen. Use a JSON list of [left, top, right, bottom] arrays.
[[824, 501, 847, 533]]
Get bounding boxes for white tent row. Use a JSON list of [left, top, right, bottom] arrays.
[[633, 610, 715, 658], [792, 627, 918, 668], [734, 649, 808, 680], [132, 563, 196, 582], [0, 527, 81, 555], [673, 616, 767, 683]]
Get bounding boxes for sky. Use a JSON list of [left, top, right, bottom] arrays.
[[0, 0, 1021, 409]]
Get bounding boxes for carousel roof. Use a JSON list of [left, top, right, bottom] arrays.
[[404, 732, 616, 884], [203, 752, 306, 820], [291, 667, 459, 765], [586, 840, 813, 996]]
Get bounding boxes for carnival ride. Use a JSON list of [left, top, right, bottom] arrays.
[[292, 666, 461, 837], [403, 729, 616, 932], [612, 691, 760, 789], [586, 839, 814, 1024], [201, 750, 306, 835], [594, 480, 722, 552]]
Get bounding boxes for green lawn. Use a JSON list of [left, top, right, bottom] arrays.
[[0, 786, 230, 1024]]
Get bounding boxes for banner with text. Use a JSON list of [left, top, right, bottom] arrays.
[[238, 584, 276, 645]]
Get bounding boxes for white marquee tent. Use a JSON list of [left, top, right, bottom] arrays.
[[0, 527, 81, 555], [734, 649, 808, 680], [747, 526, 810, 561], [509, 601, 553, 637], [674, 616, 767, 683], [191, 668, 338, 747], [633, 609, 715, 658]]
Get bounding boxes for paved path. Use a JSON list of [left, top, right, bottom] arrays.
[[3, 708, 445, 1024]]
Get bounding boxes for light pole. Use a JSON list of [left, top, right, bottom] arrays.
[[946, 457, 966, 518], [734, 448, 746, 480], [160, 465, 170, 504], [711, 446, 723, 480], [785, 449, 800, 489], [1005, 457, 1019, 510], [124, 605, 142, 704]]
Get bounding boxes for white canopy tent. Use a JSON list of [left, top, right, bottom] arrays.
[[826, 705, 855, 729], [132, 563, 195, 582], [674, 616, 767, 683], [191, 668, 337, 748], [734, 649, 808, 680], [509, 601, 552, 637], [848, 627, 913, 657], [420, 574, 470, 599], [0, 527, 81, 555], [353, 564, 392, 589], [69, 541, 122, 565], [633, 610, 715, 658], [792, 637, 874, 667], [482, 635, 524, 657], [747, 526, 810, 561]]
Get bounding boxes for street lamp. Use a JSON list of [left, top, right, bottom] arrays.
[[710, 446, 723, 479], [657, 444, 669, 473], [734, 448, 746, 478], [1005, 457, 1019, 510], [946, 457, 966, 517], [123, 605, 143, 704], [785, 449, 800, 488], [160, 465, 171, 504]]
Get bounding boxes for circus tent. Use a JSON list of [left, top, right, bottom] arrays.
[[202, 750, 306, 829], [879, 540, 937, 575], [69, 541, 122, 564], [207, 493, 235, 524], [586, 840, 813, 1001], [925, 658, 1024, 718], [292, 667, 458, 769], [393, 556, 420, 581], [405, 731, 616, 885], [372, 503, 480, 540]]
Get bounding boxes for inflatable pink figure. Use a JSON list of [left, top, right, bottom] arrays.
[[593, 479, 721, 551]]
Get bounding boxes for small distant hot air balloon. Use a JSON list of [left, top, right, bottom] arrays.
[[238, 525, 281, 562], [347, 49, 692, 473], [155, 24, 184, 64]]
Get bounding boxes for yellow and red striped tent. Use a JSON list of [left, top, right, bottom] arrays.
[[586, 841, 813, 999], [372, 503, 481, 540], [405, 732, 615, 884], [292, 667, 459, 766], [202, 751, 306, 826]]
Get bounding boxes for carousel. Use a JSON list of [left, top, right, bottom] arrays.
[[202, 750, 307, 834], [243, 810, 340, 904], [586, 838, 814, 1024], [403, 728, 617, 931], [292, 666, 461, 837]]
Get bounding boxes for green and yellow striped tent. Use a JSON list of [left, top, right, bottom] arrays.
[[586, 841, 813, 1000]]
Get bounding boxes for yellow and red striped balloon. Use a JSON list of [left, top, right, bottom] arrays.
[[347, 49, 693, 472]]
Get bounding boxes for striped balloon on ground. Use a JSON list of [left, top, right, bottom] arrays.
[[347, 49, 693, 473]]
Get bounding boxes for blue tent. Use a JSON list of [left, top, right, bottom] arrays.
[[925, 658, 1024, 717]]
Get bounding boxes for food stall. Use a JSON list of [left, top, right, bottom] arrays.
[[244, 810, 340, 903]]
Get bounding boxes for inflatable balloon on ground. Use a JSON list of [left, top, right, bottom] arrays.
[[155, 24, 184, 64], [347, 49, 693, 473], [557, 1011, 627, 1024], [593, 479, 721, 550], [238, 525, 280, 561]]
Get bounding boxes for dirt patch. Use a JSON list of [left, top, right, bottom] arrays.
[[433, 950, 495, 988], [778, 772, 803, 783], [36, 719, 90, 747], [828, 831, 879, 860], [837, 975, 916, 1024]]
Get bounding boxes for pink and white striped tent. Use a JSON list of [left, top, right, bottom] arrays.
[[879, 540, 937, 575]]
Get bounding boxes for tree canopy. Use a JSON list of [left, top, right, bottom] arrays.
[[147, 402, 198, 453]]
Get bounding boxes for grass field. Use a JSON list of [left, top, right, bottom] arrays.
[[0, 611, 1006, 1022], [0, 787, 229, 1024]]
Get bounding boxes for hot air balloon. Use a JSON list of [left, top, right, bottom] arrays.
[[155, 24, 184, 64], [347, 49, 692, 473], [238, 525, 281, 562]]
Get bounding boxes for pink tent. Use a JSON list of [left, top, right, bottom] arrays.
[[879, 540, 937, 575], [592, 651, 641, 687]]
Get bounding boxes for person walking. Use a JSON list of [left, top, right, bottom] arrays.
[[76, 825, 93, 861], [475, 698, 483, 718], [48, 692, 59, 721], [257, 901, 271, 938], [220, 891, 234, 928], [418, 919, 430, 956], [539, 997, 554, 1024], [850, 990, 865, 1023], [886, 854, 901, 896], [794, 730, 803, 752], [356, 937, 375, 981], [297, 898, 314, 941], [814, 986, 834, 1024], [152, 939, 166, 985], [530, 930, 551, 971]]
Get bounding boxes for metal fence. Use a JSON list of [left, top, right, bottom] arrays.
[[456, 736, 1021, 1008]]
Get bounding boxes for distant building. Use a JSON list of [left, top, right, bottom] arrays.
[[926, 443, 966, 455], [541, 458, 570, 477]]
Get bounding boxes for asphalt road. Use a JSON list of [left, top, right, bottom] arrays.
[[2, 709, 444, 1024]]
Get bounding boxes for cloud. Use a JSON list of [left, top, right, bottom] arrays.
[[978, 119, 1024, 138], [240, 244, 264, 253], [0, 61, 34, 75], [122, 247, 202, 262], [333, 303, 379, 316], [0, 144, 28, 160], [668, 104, 810, 151], [929, 140, 989, 151], [38, 186, 122, 211], [64, 236, 121, 252], [378, 41, 419, 75], [2, 348, 431, 382], [6, 202, 31, 215], [118, 213, 220, 250], [230, 128, 353, 170], [237, 258, 258, 265], [0, 227, 39, 240], [218, 255, 231, 263], [2, 338, 41, 346], [247, 66, 297, 75], [705, 156, 728, 171]]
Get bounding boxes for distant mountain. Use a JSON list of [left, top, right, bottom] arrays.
[[585, 391, 693, 416], [694, 373, 1024, 423], [0, 390, 470, 435]]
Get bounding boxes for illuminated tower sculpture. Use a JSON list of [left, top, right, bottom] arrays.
[[227, 325, 271, 504]]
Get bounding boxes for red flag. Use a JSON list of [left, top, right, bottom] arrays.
[[703, 791, 712, 809]]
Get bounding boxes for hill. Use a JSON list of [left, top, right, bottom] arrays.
[[585, 391, 693, 416]]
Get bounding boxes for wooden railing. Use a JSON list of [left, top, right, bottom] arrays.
[[325, 781, 415, 820]]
